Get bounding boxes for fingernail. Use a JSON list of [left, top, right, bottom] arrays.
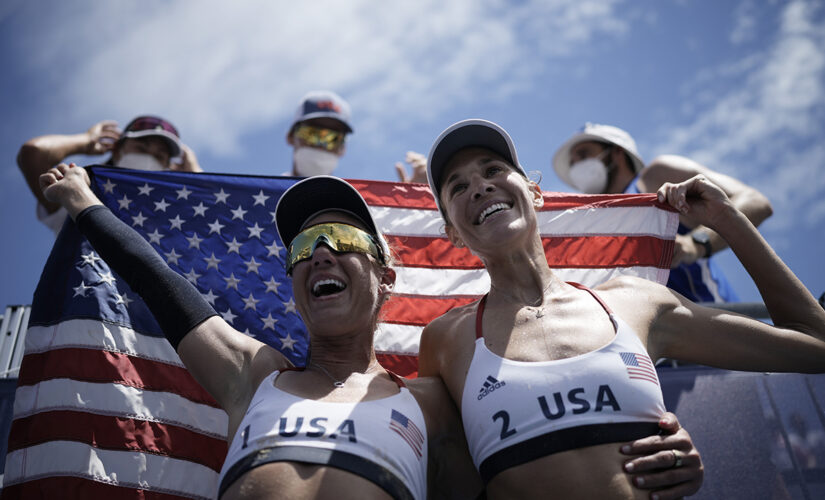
[[625, 462, 634, 472], [635, 477, 645, 487], [621, 445, 631, 453]]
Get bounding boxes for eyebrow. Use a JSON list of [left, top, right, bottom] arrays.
[[444, 157, 499, 186]]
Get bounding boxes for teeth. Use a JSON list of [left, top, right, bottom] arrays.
[[312, 278, 345, 296], [477, 203, 510, 224]]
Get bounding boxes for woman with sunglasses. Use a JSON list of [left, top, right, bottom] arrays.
[[419, 119, 825, 500], [38, 164, 480, 500], [41, 162, 702, 499]]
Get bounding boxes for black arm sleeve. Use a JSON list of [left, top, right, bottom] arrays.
[[76, 204, 218, 350]]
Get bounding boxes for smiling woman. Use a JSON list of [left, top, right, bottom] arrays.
[[419, 119, 825, 500], [36, 165, 481, 500]]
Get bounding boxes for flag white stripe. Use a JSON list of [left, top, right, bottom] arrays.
[[373, 205, 677, 238], [23, 321, 182, 366], [375, 323, 423, 356], [4, 440, 217, 499], [13, 378, 228, 439], [392, 265, 667, 296]]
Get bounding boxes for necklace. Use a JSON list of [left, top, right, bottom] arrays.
[[310, 362, 382, 389], [490, 280, 555, 319]]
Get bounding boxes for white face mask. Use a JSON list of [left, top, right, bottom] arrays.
[[569, 158, 609, 194], [117, 153, 166, 172], [293, 147, 339, 176]]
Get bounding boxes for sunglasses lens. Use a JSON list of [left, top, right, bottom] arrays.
[[295, 126, 344, 151], [287, 223, 381, 273]]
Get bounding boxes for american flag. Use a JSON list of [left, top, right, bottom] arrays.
[[620, 352, 660, 386], [3, 166, 677, 499], [389, 409, 425, 459]]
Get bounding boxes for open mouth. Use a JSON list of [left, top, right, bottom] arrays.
[[476, 202, 512, 225], [312, 278, 347, 297]]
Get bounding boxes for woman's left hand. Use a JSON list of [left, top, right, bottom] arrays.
[[657, 174, 733, 231], [620, 412, 704, 499]]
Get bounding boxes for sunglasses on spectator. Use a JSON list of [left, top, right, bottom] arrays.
[[286, 223, 384, 275], [294, 125, 346, 152]]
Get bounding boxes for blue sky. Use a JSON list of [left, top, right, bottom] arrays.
[[1, 0, 823, 309]]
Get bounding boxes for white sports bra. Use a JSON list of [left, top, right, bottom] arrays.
[[219, 369, 428, 499], [460, 283, 666, 483]]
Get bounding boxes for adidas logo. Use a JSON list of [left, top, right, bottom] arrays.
[[477, 375, 506, 400]]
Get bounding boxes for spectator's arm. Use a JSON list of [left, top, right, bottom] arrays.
[[640, 154, 773, 260], [17, 120, 120, 213], [170, 143, 204, 173]]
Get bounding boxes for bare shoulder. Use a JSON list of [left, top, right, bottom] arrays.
[[594, 276, 681, 325], [639, 155, 705, 191], [406, 375, 451, 408], [420, 301, 477, 351]]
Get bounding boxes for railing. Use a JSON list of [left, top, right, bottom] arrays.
[[0, 306, 30, 379]]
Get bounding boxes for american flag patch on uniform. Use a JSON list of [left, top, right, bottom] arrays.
[[389, 409, 424, 459], [620, 352, 659, 386]]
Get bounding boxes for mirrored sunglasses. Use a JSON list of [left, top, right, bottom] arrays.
[[294, 125, 346, 152], [286, 222, 383, 274]]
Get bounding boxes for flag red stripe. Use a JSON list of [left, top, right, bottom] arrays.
[[0, 475, 192, 500], [377, 353, 418, 378], [382, 296, 479, 327], [384, 235, 481, 269], [17, 348, 219, 408], [384, 235, 672, 269], [7, 410, 227, 472], [543, 236, 674, 269], [350, 180, 438, 209]]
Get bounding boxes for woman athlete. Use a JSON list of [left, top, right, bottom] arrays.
[[41, 162, 705, 499], [419, 119, 825, 500]]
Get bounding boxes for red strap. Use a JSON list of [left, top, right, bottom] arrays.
[[475, 295, 488, 340], [567, 282, 614, 315], [385, 370, 407, 388]]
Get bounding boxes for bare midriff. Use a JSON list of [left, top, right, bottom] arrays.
[[485, 442, 647, 500], [221, 461, 394, 500]]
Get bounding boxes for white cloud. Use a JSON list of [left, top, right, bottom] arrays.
[[11, 0, 629, 158], [655, 0, 825, 235]]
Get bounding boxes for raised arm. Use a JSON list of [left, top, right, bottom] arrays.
[[19, 120, 121, 213], [648, 175, 825, 371], [640, 155, 773, 266], [39, 164, 289, 415]]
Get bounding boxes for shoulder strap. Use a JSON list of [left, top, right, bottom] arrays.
[[567, 281, 614, 315], [385, 370, 407, 389]]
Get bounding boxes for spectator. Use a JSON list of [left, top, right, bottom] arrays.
[[284, 90, 353, 177], [552, 123, 773, 303], [18, 115, 201, 235]]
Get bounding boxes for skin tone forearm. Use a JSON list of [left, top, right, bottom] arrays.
[[19, 120, 120, 212], [649, 176, 825, 370]]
